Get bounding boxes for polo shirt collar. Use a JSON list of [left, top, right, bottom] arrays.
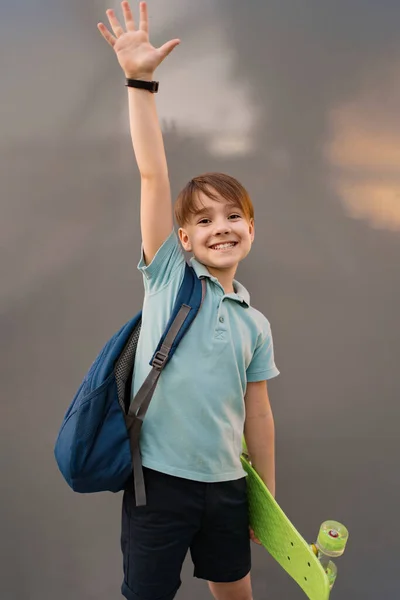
[[190, 257, 250, 307]]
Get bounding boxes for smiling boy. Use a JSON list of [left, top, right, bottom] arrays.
[[98, 3, 279, 600]]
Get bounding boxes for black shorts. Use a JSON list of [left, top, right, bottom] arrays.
[[121, 467, 251, 600]]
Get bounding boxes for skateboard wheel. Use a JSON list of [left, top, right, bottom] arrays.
[[316, 521, 349, 557]]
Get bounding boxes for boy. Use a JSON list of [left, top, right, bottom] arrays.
[[98, 3, 279, 600]]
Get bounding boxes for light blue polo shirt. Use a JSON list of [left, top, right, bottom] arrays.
[[132, 230, 279, 482]]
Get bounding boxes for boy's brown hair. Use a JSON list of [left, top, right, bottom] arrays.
[[174, 172, 254, 227]]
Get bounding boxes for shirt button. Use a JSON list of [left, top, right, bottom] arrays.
[[219, 316, 225, 323]]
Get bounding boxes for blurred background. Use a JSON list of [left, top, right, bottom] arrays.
[[1, 1, 400, 598]]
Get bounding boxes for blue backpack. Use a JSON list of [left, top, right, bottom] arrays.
[[54, 263, 205, 506]]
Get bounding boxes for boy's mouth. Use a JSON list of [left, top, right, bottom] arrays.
[[209, 242, 238, 251]]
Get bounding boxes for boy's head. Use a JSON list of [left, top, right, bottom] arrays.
[[175, 173, 255, 274]]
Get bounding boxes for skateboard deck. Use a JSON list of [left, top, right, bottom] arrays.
[[241, 454, 331, 600]]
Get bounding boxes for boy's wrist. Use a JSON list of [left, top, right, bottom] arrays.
[[124, 72, 155, 81]]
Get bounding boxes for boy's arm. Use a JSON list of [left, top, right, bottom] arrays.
[[128, 88, 172, 264], [244, 380, 276, 498], [98, 1, 180, 264]]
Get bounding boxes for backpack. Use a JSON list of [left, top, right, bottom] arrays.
[[54, 263, 206, 506]]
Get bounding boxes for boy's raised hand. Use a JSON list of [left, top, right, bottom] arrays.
[[98, 1, 180, 79]]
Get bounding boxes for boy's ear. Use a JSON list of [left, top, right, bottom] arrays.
[[249, 218, 255, 242], [178, 227, 192, 252]]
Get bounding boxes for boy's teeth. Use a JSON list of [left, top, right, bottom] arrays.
[[212, 242, 235, 250]]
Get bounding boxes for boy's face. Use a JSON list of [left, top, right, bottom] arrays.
[[178, 189, 255, 276]]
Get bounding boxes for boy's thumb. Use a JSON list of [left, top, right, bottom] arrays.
[[158, 39, 181, 60]]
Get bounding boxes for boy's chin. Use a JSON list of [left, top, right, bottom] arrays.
[[201, 255, 242, 270]]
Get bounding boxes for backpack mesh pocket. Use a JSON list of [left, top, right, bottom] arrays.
[[114, 320, 142, 414]]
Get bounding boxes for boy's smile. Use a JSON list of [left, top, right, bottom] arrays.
[[209, 241, 238, 250], [178, 189, 255, 289]]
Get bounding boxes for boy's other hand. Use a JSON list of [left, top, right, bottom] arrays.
[[249, 527, 262, 545], [98, 1, 180, 79]]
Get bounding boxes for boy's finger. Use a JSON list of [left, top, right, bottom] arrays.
[[157, 39, 181, 61], [97, 23, 116, 47], [106, 9, 125, 38], [139, 2, 149, 33], [249, 528, 262, 545], [121, 1, 136, 32]]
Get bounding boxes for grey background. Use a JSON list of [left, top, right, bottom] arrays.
[[2, 1, 400, 598]]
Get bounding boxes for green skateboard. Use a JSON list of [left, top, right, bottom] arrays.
[[241, 453, 349, 599]]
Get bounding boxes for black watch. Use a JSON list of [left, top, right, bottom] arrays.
[[125, 78, 159, 93]]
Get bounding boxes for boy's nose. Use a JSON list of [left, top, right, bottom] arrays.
[[214, 221, 232, 235]]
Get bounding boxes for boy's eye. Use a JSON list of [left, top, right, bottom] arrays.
[[229, 214, 241, 220], [198, 218, 211, 224]]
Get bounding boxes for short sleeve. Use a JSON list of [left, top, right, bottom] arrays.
[[138, 229, 185, 293], [246, 324, 280, 382]]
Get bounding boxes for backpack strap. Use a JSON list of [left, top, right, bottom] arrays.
[[125, 264, 206, 506]]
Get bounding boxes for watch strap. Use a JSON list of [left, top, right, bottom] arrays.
[[125, 78, 159, 93]]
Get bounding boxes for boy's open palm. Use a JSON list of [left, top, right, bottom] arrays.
[[98, 1, 180, 79]]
